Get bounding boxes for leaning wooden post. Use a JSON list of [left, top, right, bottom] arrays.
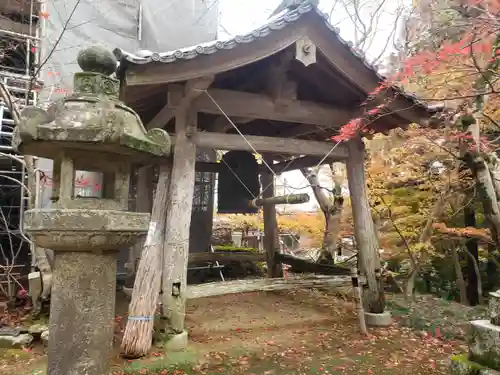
[[161, 105, 198, 350], [346, 137, 385, 314], [261, 155, 283, 278]]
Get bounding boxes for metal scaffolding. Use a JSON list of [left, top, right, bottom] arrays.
[[0, 0, 43, 284]]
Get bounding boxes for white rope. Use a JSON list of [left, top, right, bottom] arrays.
[[199, 88, 344, 201], [201, 89, 277, 177], [259, 157, 297, 198], [286, 140, 343, 197]]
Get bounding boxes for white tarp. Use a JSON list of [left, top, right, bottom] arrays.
[[139, 0, 219, 52], [40, 0, 140, 105]]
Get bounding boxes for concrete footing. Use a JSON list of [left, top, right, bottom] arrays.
[[364, 311, 392, 327]]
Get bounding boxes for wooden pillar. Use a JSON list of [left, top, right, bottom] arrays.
[[346, 138, 385, 313], [162, 106, 197, 334], [261, 155, 283, 278], [127, 166, 153, 283]]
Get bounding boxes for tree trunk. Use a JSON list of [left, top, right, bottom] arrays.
[[322, 208, 340, 261], [405, 190, 448, 299], [486, 243, 499, 292], [463, 33, 500, 248], [451, 245, 468, 305], [300, 167, 344, 264], [466, 152, 500, 245], [463, 202, 480, 305], [465, 247, 484, 305]]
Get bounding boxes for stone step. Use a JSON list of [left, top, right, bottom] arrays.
[[469, 320, 500, 371], [489, 291, 500, 325], [450, 354, 500, 375]]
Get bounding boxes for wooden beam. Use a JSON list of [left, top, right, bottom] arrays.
[[168, 86, 359, 128], [186, 275, 352, 299], [208, 116, 254, 133], [145, 105, 174, 130], [170, 132, 349, 158], [250, 193, 309, 207], [146, 79, 213, 130], [142, 161, 223, 173], [161, 97, 199, 333]]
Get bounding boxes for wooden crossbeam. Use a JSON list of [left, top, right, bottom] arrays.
[[170, 132, 349, 158], [145, 105, 174, 130], [168, 85, 360, 128], [145, 77, 214, 130]]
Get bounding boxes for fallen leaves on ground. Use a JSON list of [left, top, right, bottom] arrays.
[[5, 289, 471, 375]]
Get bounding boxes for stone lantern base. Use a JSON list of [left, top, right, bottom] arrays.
[[24, 208, 150, 375], [449, 291, 500, 375]]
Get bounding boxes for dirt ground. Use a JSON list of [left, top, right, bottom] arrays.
[[4, 289, 468, 375]]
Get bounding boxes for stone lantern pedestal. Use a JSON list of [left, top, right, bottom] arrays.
[[449, 290, 500, 375], [13, 45, 170, 375]]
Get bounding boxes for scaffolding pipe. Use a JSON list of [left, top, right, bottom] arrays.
[[0, 29, 40, 41], [0, 0, 42, 275], [0, 171, 25, 174]]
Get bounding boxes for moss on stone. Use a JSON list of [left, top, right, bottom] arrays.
[[21, 350, 198, 375], [118, 351, 198, 374], [450, 354, 486, 375]]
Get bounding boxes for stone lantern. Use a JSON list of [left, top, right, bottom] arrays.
[[12, 45, 170, 375]]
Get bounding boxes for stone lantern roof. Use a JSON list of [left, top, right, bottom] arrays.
[[12, 45, 171, 165]]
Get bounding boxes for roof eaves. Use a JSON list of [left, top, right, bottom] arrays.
[[113, 1, 440, 116]]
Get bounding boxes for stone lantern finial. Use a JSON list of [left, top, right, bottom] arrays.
[[73, 45, 120, 100], [77, 45, 117, 75], [13, 44, 171, 162]]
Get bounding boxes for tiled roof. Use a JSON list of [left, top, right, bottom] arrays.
[[113, 1, 438, 113]]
